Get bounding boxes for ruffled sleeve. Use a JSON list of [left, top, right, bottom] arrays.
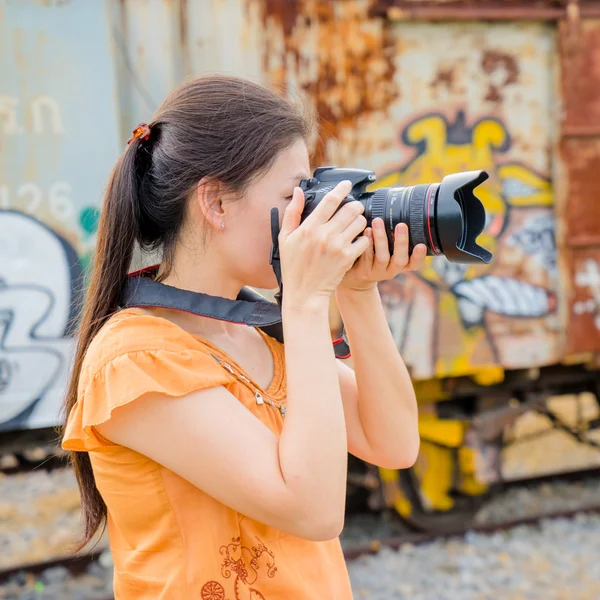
[[62, 314, 234, 452]]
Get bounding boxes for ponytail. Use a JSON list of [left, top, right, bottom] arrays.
[[60, 139, 143, 552]]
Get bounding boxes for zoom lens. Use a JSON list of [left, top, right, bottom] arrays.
[[363, 170, 492, 264]]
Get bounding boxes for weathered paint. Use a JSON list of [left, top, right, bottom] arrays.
[[0, 0, 597, 433], [0, 1, 121, 430], [568, 249, 600, 351], [558, 18, 600, 353], [274, 18, 560, 380], [371, 0, 600, 21]]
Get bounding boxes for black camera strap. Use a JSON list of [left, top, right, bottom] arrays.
[[269, 207, 284, 309], [120, 212, 351, 359]]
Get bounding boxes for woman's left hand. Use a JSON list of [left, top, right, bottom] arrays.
[[338, 219, 428, 293]]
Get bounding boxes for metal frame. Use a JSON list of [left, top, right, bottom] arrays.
[[371, 0, 600, 20]]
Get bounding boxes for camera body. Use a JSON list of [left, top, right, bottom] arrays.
[[299, 166, 492, 265]]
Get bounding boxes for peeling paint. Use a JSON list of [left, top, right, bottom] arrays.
[[260, 0, 399, 164], [481, 49, 520, 103]]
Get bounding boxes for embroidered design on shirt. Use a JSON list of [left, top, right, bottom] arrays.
[[200, 536, 276, 600]]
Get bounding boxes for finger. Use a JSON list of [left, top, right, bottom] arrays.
[[326, 201, 365, 234], [407, 243, 428, 270], [391, 223, 409, 269], [303, 180, 352, 226], [349, 232, 371, 262], [340, 213, 368, 243], [372, 218, 390, 268], [361, 227, 374, 269], [279, 187, 305, 240]]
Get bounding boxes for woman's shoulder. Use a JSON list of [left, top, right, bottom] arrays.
[[80, 308, 209, 384], [64, 308, 233, 453]]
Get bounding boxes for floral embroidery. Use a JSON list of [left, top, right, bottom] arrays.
[[201, 581, 226, 600], [201, 536, 276, 599]]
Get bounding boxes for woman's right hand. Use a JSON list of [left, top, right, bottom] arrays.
[[278, 180, 371, 311]]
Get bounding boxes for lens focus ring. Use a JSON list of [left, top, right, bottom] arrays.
[[408, 185, 430, 250], [370, 188, 388, 223]]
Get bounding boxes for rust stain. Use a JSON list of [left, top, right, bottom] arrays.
[[559, 20, 600, 252], [560, 137, 600, 247], [481, 49, 519, 103], [430, 67, 455, 92], [562, 20, 600, 128], [260, 0, 398, 164], [263, 0, 303, 38]]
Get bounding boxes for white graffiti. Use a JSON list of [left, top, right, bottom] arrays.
[[453, 276, 555, 327], [573, 259, 600, 330], [0, 182, 74, 221], [0, 96, 22, 135], [0, 94, 65, 135], [0, 211, 78, 428]]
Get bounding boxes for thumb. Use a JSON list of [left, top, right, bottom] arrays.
[[279, 187, 305, 240]]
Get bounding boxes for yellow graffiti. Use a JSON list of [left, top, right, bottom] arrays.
[[377, 112, 553, 380]]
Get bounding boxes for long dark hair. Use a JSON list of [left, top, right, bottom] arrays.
[[61, 75, 312, 551]]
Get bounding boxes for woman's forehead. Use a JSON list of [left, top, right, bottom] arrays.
[[273, 140, 310, 179]]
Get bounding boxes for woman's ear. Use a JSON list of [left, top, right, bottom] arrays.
[[194, 176, 225, 231]]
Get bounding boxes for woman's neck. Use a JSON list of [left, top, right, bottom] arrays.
[[155, 244, 247, 339]]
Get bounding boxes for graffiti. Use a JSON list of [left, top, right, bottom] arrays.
[[0, 210, 81, 430], [0, 182, 74, 221], [452, 276, 555, 328], [505, 213, 557, 276], [0, 94, 65, 135], [573, 259, 600, 330], [376, 112, 557, 379]]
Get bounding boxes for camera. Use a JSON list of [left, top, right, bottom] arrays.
[[299, 167, 493, 264]]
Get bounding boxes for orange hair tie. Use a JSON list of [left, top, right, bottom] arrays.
[[127, 123, 152, 145]]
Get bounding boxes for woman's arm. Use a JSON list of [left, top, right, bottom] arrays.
[[278, 295, 348, 536], [95, 294, 350, 543], [335, 285, 420, 469]]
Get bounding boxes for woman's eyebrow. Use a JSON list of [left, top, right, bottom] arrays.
[[291, 173, 310, 181]]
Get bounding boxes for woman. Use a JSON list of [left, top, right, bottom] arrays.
[[61, 75, 425, 599]]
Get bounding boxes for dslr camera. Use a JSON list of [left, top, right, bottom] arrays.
[[299, 167, 493, 264]]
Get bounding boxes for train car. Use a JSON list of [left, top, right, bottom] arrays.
[[1, 0, 599, 532]]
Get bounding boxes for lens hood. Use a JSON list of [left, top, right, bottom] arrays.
[[436, 170, 492, 264]]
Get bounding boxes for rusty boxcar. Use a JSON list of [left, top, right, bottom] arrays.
[[1, 0, 599, 532]]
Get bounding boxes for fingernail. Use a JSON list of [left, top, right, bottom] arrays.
[[374, 218, 383, 229]]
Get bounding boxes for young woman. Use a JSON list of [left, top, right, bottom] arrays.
[[61, 75, 426, 599]]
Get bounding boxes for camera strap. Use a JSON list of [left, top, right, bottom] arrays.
[[120, 213, 351, 359]]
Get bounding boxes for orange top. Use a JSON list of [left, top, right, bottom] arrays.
[[62, 308, 353, 599]]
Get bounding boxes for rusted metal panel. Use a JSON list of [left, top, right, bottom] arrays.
[[371, 0, 600, 20], [560, 19, 600, 130], [558, 18, 600, 352], [0, 1, 121, 430], [560, 137, 600, 248], [257, 0, 399, 167], [265, 9, 561, 379]]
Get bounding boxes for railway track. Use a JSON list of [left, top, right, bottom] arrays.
[[2, 467, 600, 599], [341, 501, 600, 560], [2, 500, 599, 599]]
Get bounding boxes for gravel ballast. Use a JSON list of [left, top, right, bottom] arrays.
[[2, 466, 600, 599], [347, 513, 600, 600]]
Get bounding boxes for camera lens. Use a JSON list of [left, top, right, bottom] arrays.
[[363, 170, 492, 264], [365, 184, 442, 257]]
